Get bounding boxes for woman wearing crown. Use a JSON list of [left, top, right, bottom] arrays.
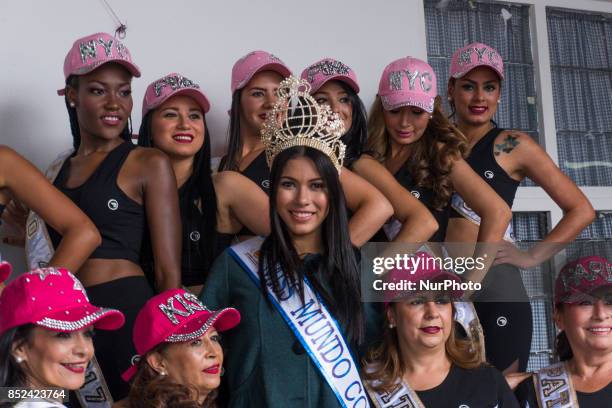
[[218, 50, 392, 246], [200, 76, 373, 407]]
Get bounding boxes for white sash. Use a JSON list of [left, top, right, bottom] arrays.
[[363, 363, 425, 408], [453, 301, 486, 363], [533, 362, 579, 408], [24, 149, 114, 408], [229, 237, 370, 408], [25, 149, 73, 269], [451, 193, 515, 242]]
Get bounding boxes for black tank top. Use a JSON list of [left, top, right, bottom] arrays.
[[450, 127, 519, 218], [48, 142, 144, 263], [141, 183, 235, 287], [234, 151, 270, 236], [178, 184, 234, 286], [373, 164, 449, 242], [241, 151, 270, 194]]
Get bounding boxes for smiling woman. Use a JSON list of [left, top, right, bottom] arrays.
[[200, 77, 374, 408], [0, 267, 124, 408], [22, 32, 182, 401]]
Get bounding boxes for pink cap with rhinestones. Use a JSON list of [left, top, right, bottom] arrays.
[[58, 32, 141, 95], [555, 255, 612, 304], [0, 267, 125, 336], [300, 58, 360, 94], [449, 42, 504, 80], [0, 261, 11, 283], [142, 73, 210, 117], [121, 289, 240, 381], [231, 50, 292, 93], [378, 57, 437, 113], [384, 251, 463, 307]]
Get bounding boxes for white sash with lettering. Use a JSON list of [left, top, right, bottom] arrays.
[[229, 237, 370, 408], [363, 364, 425, 408], [24, 149, 114, 408], [533, 362, 578, 408], [451, 193, 515, 242]]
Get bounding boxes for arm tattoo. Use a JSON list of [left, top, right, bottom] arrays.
[[494, 133, 520, 156]]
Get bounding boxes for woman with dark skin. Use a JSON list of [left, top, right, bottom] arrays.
[[301, 58, 438, 242], [138, 73, 269, 293], [0, 145, 100, 276], [220, 51, 392, 246], [445, 43, 595, 374], [48, 32, 181, 400]]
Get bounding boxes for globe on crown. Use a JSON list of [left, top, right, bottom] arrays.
[[260, 76, 346, 172]]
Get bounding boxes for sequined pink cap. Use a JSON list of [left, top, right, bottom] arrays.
[[449, 42, 504, 80], [121, 289, 240, 381], [231, 50, 292, 93], [142, 73, 211, 117], [0, 267, 125, 335], [384, 251, 463, 307], [300, 58, 360, 94], [555, 255, 612, 304], [58, 32, 141, 96], [378, 56, 437, 113]]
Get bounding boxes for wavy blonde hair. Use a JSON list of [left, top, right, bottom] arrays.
[[362, 303, 481, 394], [365, 96, 469, 210]]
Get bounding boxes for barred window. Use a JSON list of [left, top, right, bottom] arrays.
[[547, 8, 612, 186]]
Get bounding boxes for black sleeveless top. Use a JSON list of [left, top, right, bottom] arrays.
[[373, 164, 449, 242], [48, 142, 144, 263], [141, 181, 234, 287], [241, 152, 270, 194], [450, 127, 519, 218]]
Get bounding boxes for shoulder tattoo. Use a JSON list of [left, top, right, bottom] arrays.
[[494, 133, 520, 156]]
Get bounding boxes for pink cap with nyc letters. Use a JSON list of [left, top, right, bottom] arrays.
[[377, 57, 437, 113], [449, 42, 504, 80], [58, 32, 141, 95]]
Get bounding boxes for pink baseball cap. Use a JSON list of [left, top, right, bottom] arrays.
[[300, 58, 360, 94], [449, 42, 504, 80], [383, 251, 463, 306], [0, 267, 125, 336], [0, 261, 12, 283], [121, 289, 240, 381], [231, 50, 292, 93], [378, 57, 437, 113], [142, 73, 211, 117], [58, 32, 141, 96], [555, 256, 612, 304]]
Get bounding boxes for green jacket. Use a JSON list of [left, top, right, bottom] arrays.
[[200, 250, 382, 408]]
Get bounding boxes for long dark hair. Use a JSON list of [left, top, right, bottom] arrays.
[[0, 324, 35, 387], [258, 146, 364, 343], [64, 70, 133, 151], [218, 89, 243, 171], [138, 111, 218, 273], [336, 82, 367, 169]]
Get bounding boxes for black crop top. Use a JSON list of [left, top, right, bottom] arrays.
[[48, 142, 144, 263], [450, 127, 519, 219], [373, 164, 449, 242]]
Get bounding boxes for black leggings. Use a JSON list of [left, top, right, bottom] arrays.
[[474, 263, 533, 372], [86, 276, 154, 401]]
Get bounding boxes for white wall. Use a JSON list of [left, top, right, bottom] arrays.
[[0, 0, 426, 271]]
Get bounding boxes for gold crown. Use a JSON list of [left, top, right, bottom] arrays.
[[261, 76, 346, 172]]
